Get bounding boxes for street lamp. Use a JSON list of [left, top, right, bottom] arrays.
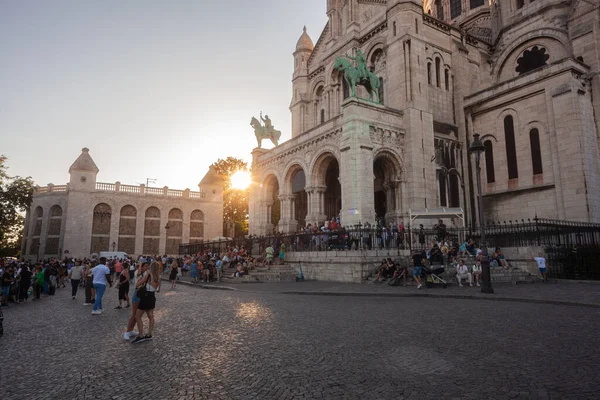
[[469, 133, 494, 294]]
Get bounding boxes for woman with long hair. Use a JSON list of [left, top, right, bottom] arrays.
[[115, 263, 130, 309], [123, 262, 144, 340], [169, 259, 179, 288], [131, 261, 159, 344]]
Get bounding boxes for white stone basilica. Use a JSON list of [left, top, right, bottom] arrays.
[[248, 0, 600, 236]]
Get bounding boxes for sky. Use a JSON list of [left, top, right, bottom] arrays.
[[0, 0, 327, 190]]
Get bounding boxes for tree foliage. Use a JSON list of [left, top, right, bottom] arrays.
[[0, 155, 34, 254], [210, 157, 249, 237]]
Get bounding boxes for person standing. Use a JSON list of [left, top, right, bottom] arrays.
[[115, 265, 130, 309], [132, 261, 159, 344], [533, 253, 548, 282], [1, 266, 15, 307], [215, 256, 223, 282], [89, 258, 111, 315], [17, 265, 32, 302], [412, 250, 423, 290], [83, 262, 94, 305], [33, 266, 44, 300], [68, 261, 83, 300], [169, 260, 179, 289], [124, 262, 146, 341]]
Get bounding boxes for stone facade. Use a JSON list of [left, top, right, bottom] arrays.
[[249, 0, 600, 236], [21, 148, 224, 260]]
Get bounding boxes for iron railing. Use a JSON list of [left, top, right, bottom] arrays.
[[180, 217, 600, 257]]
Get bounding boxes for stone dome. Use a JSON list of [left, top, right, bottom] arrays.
[[295, 26, 314, 52]]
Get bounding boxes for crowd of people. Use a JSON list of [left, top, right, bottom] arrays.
[[0, 255, 162, 344]]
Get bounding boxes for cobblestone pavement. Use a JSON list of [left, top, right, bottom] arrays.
[[173, 273, 600, 307], [1, 283, 599, 400]]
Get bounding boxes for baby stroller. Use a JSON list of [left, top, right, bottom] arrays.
[[423, 264, 447, 289]]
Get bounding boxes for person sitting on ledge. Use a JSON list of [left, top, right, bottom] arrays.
[[455, 259, 473, 287]]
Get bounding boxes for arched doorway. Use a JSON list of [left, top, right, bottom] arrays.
[[373, 152, 401, 226], [91, 203, 111, 253], [262, 174, 280, 234], [290, 169, 307, 228], [312, 152, 341, 224]]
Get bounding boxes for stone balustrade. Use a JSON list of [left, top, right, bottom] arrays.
[[34, 181, 205, 200]]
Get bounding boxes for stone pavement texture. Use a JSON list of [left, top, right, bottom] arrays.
[[1, 282, 600, 400], [173, 273, 600, 308]]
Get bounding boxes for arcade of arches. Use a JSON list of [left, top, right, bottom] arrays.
[[255, 151, 407, 234]]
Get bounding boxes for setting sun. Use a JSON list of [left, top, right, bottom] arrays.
[[230, 170, 252, 190]]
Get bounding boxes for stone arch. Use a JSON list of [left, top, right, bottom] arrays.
[[258, 169, 281, 190], [190, 209, 204, 243], [29, 206, 44, 256], [143, 206, 161, 254], [373, 149, 403, 224], [118, 205, 137, 254], [166, 208, 183, 255], [282, 160, 310, 194], [91, 203, 111, 253], [366, 42, 385, 65], [494, 31, 570, 81], [45, 205, 63, 256], [311, 151, 341, 221], [262, 173, 281, 231]]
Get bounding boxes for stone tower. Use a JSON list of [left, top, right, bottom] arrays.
[[290, 27, 314, 138], [68, 147, 99, 191]]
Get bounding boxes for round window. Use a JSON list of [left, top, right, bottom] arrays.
[[80, 176, 87, 183]]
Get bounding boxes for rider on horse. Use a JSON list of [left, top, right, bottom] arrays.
[[346, 49, 369, 82]]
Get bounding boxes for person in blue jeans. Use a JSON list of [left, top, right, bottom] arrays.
[[89, 257, 112, 315]]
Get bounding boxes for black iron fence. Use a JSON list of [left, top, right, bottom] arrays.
[[181, 217, 600, 258], [545, 247, 600, 281]]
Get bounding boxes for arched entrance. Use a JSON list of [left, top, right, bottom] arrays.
[[262, 174, 280, 234], [373, 151, 402, 226], [312, 152, 341, 225], [290, 168, 307, 228]]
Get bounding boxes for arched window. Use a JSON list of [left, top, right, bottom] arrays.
[[379, 77, 384, 104], [516, 46, 549, 75], [504, 116, 519, 179], [436, 0, 444, 21], [435, 58, 441, 88], [320, 109, 325, 124], [484, 140, 495, 183], [516, 0, 524, 9], [450, 0, 462, 19], [427, 62, 432, 85], [118, 205, 137, 254], [91, 203, 111, 253], [393, 21, 397, 36], [470, 0, 485, 9], [343, 79, 349, 99], [529, 128, 543, 175], [190, 210, 204, 243], [444, 69, 450, 91]]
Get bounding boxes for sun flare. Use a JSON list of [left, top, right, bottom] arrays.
[[230, 170, 252, 190]]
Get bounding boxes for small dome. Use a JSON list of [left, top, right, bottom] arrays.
[[295, 26, 314, 52]]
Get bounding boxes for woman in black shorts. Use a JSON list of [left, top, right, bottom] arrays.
[[132, 261, 159, 344], [169, 260, 179, 289], [115, 263, 130, 309]]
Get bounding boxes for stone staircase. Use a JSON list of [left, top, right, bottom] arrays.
[[226, 264, 299, 283]]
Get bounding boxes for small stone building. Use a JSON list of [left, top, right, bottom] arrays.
[[21, 148, 224, 260], [249, 0, 600, 236]]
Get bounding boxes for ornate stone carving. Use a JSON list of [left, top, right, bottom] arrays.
[[369, 125, 405, 149]]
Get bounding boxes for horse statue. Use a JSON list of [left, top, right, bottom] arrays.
[[333, 54, 381, 103], [251, 115, 281, 148]]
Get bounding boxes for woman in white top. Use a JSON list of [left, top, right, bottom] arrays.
[[123, 262, 145, 340], [132, 261, 159, 344]]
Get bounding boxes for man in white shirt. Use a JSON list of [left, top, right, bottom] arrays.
[[456, 259, 473, 287], [533, 253, 547, 282], [89, 257, 111, 315]]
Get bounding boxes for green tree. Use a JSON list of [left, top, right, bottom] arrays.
[[211, 157, 249, 237], [0, 155, 34, 256]]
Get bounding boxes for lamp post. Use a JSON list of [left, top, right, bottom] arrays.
[[469, 133, 494, 294]]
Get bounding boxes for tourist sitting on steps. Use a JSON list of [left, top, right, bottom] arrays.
[[455, 259, 473, 287]]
